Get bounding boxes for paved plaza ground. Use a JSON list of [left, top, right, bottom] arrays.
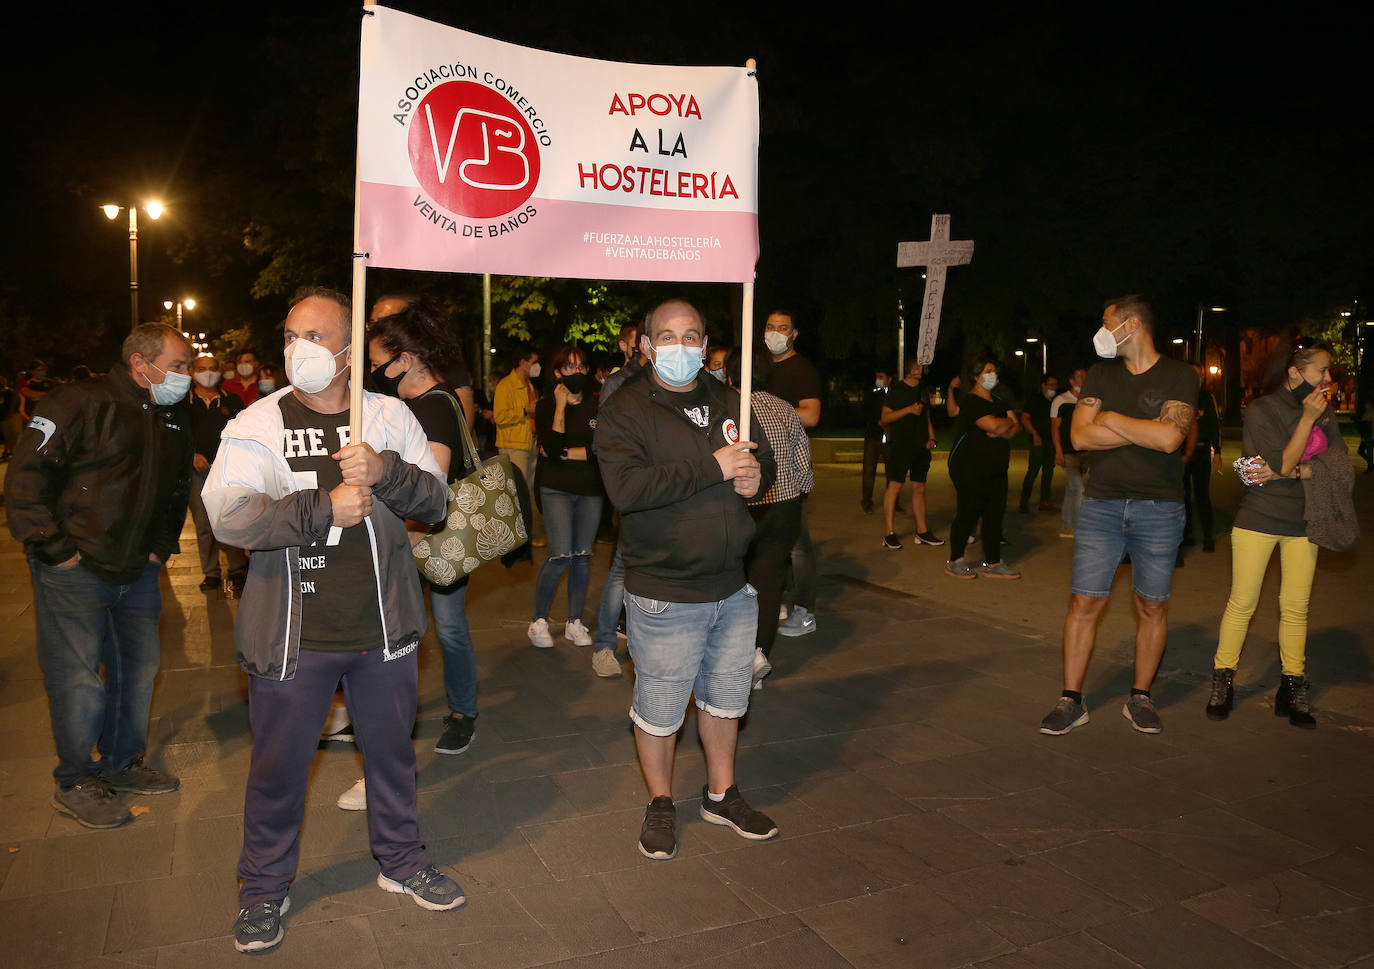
[[1, 445, 1372, 969]]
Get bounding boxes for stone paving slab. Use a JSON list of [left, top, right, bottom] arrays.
[[1, 457, 1372, 967]]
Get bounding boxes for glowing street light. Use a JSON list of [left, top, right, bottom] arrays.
[[162, 296, 196, 332], [101, 201, 165, 330], [1025, 337, 1047, 372], [1194, 304, 1226, 365]]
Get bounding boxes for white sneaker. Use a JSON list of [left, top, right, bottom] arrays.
[[337, 778, 366, 811], [591, 649, 622, 678], [778, 606, 816, 638], [528, 618, 554, 648], [565, 619, 593, 646], [752, 647, 772, 687]]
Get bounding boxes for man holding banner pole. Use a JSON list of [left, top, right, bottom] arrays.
[[594, 298, 778, 860]]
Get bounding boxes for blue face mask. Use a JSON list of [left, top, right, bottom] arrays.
[[650, 343, 704, 387], [145, 360, 191, 405]]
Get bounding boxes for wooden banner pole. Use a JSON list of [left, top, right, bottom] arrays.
[[349, 0, 377, 445], [738, 57, 757, 443]]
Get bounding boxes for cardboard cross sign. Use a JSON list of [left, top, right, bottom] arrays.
[[896, 214, 974, 366]]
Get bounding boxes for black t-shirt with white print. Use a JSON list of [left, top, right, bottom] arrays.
[[279, 394, 383, 652], [673, 380, 713, 431]]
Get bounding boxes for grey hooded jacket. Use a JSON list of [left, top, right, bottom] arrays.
[[200, 386, 447, 680]]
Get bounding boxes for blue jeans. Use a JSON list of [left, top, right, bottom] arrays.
[[592, 543, 626, 652], [533, 488, 603, 621], [625, 583, 758, 736], [29, 557, 163, 787], [430, 579, 476, 718], [1071, 498, 1185, 602]]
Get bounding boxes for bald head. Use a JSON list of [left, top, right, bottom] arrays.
[[287, 293, 351, 348], [647, 299, 703, 340]]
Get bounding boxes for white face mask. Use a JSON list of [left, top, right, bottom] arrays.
[[763, 331, 790, 355], [979, 372, 998, 390], [1071, 384, 1082, 395], [194, 371, 221, 389], [284, 339, 348, 394], [1044, 388, 1056, 400], [1093, 319, 1133, 359], [528, 362, 542, 379], [237, 362, 257, 377]]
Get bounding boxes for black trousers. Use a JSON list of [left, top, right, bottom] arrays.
[[861, 438, 887, 505], [949, 470, 1008, 565], [747, 497, 803, 659], [1182, 446, 1215, 544], [1019, 443, 1054, 508]]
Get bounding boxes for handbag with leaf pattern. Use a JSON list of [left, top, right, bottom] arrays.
[[413, 393, 528, 586]]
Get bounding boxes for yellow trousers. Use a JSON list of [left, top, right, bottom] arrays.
[[1214, 526, 1318, 676]]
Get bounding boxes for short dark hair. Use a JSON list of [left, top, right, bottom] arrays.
[[767, 308, 798, 327], [1263, 336, 1332, 392], [367, 301, 468, 385], [290, 286, 353, 344], [725, 345, 773, 388], [1103, 295, 1155, 333], [235, 348, 258, 364], [509, 345, 537, 372], [548, 344, 588, 376], [618, 321, 640, 343]]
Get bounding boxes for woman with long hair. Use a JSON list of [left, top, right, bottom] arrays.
[[1206, 338, 1343, 728], [945, 355, 1021, 579], [527, 344, 607, 663]]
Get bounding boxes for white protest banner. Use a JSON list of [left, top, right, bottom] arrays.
[[357, 5, 759, 283]]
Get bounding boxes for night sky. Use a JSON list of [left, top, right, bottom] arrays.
[[2, 2, 1368, 386]]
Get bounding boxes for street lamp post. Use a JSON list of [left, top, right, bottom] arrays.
[[1025, 337, 1046, 374], [102, 202, 163, 330], [1194, 304, 1225, 365], [162, 297, 196, 331]]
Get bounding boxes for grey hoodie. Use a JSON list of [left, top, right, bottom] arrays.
[[201, 386, 447, 680]]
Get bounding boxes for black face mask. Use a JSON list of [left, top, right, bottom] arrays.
[[1290, 380, 1317, 406], [562, 372, 588, 396], [372, 354, 408, 398]]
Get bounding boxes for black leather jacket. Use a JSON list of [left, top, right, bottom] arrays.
[[4, 366, 193, 583]]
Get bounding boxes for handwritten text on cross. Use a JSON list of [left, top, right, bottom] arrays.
[[896, 214, 974, 366]]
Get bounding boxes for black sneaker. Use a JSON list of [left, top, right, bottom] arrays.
[[915, 531, 945, 547], [199, 576, 221, 592], [103, 756, 180, 795], [699, 785, 779, 841], [321, 722, 355, 745], [377, 864, 466, 911], [52, 777, 131, 829], [234, 896, 290, 953], [638, 795, 677, 860], [434, 714, 475, 755], [882, 532, 902, 550]]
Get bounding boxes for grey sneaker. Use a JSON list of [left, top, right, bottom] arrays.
[[103, 756, 179, 795], [377, 865, 466, 911], [234, 896, 290, 953], [778, 606, 816, 637], [979, 562, 1021, 579], [1122, 694, 1163, 734], [944, 558, 979, 580], [52, 777, 131, 829], [699, 785, 779, 841], [639, 795, 678, 860], [1039, 696, 1090, 735]]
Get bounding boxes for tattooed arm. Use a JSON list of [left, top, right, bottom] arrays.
[[1070, 396, 1131, 451], [1093, 399, 1196, 454]]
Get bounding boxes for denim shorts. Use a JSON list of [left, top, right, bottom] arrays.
[[1071, 498, 1185, 602], [624, 583, 757, 736]]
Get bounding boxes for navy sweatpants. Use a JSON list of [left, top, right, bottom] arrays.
[[238, 644, 428, 906]]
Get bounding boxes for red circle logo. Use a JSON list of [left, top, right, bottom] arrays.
[[408, 80, 541, 219], [723, 419, 740, 444]]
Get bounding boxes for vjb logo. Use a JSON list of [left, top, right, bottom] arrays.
[[408, 80, 541, 219]]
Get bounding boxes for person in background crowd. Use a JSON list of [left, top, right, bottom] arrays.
[[527, 345, 606, 663], [706, 346, 730, 383], [187, 354, 248, 594], [202, 288, 461, 953], [946, 373, 962, 418], [71, 364, 96, 382], [1019, 374, 1059, 514], [1051, 368, 1087, 538], [881, 358, 943, 550], [1206, 339, 1344, 729], [945, 356, 1020, 579], [861, 368, 891, 513], [223, 349, 261, 406], [594, 298, 778, 862], [0, 376, 16, 459], [335, 301, 485, 813], [6, 323, 193, 829], [370, 292, 476, 428], [588, 320, 646, 677], [19, 359, 53, 422], [495, 346, 542, 543], [1181, 364, 1222, 553], [257, 364, 280, 396], [763, 309, 821, 638], [1039, 296, 1197, 737], [728, 346, 814, 690]]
